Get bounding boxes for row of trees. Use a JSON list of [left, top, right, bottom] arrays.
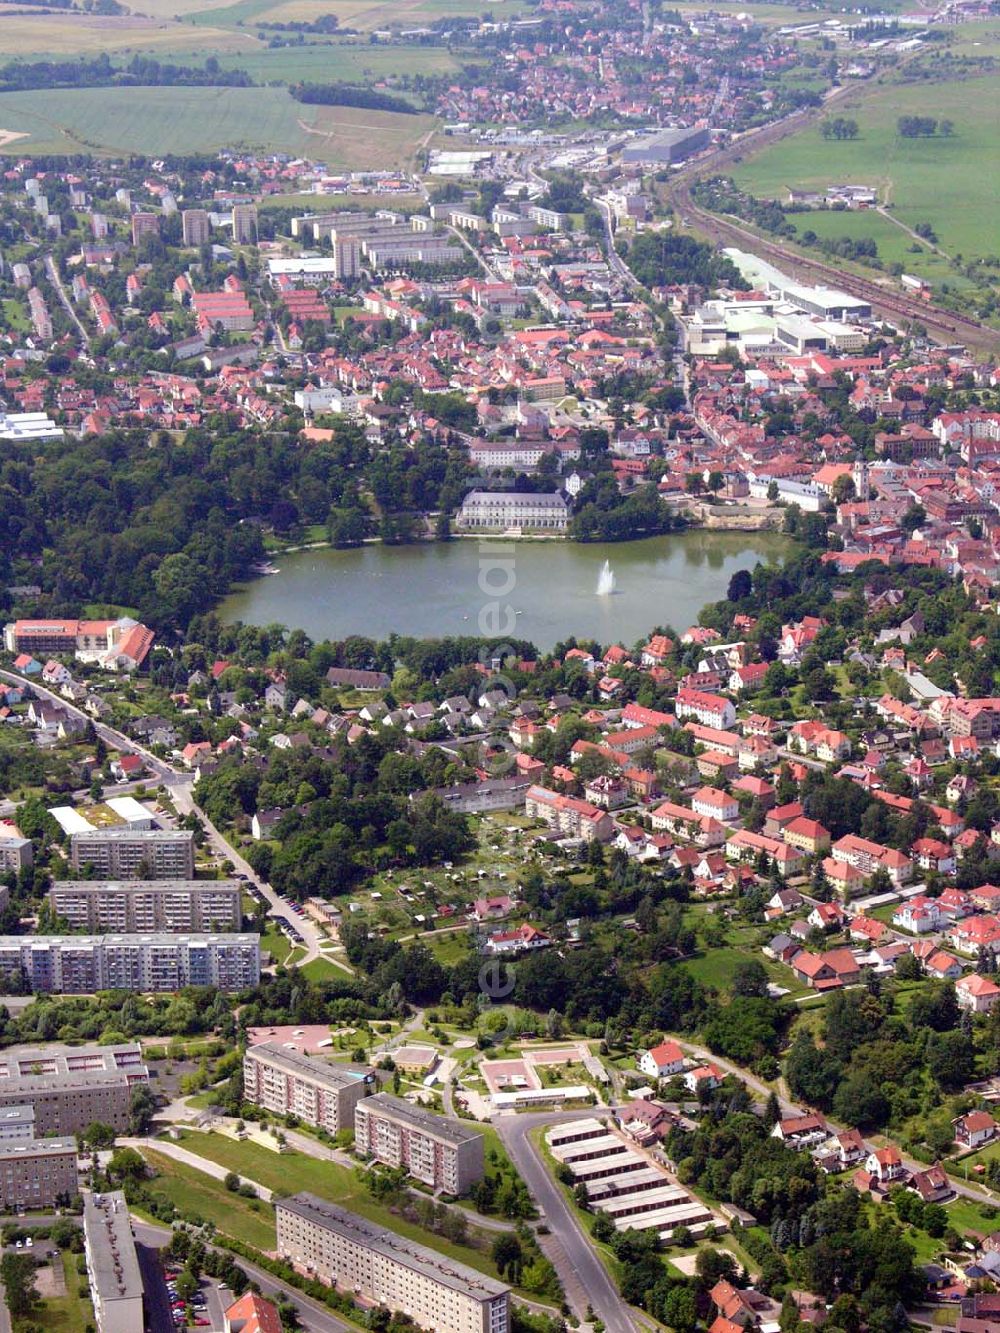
[[820, 117, 859, 140], [898, 115, 954, 137]]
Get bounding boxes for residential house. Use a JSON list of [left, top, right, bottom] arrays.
[[638, 1041, 686, 1080], [954, 1111, 998, 1150]]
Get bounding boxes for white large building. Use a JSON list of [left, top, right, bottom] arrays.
[[355, 1093, 484, 1194], [69, 828, 195, 879], [276, 1194, 510, 1333], [84, 1191, 144, 1333], [455, 490, 570, 532], [49, 879, 242, 933], [0, 412, 63, 442], [243, 1043, 375, 1133]]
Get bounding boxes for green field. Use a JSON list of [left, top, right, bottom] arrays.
[[0, 85, 436, 164], [170, 1129, 507, 1279], [142, 1147, 278, 1249], [210, 43, 458, 83], [178, 0, 526, 29], [781, 208, 973, 291], [731, 74, 1000, 262]]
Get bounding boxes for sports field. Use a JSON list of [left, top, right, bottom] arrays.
[[0, 85, 436, 164], [731, 74, 1000, 261]]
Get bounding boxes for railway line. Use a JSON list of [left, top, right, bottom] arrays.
[[669, 177, 1000, 353], [660, 91, 1000, 356]]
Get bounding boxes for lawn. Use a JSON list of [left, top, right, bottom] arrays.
[[0, 85, 436, 166], [140, 1147, 278, 1249], [261, 921, 304, 966], [731, 73, 1000, 262], [300, 955, 353, 981], [170, 1129, 506, 1280]]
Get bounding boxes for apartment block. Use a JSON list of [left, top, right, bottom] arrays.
[[84, 1190, 144, 1333], [355, 1093, 484, 1194], [243, 1043, 374, 1133], [70, 828, 195, 879], [0, 932, 259, 994], [0, 1043, 148, 1135], [182, 208, 211, 247], [131, 211, 159, 246], [0, 1136, 77, 1209], [49, 879, 242, 933], [232, 203, 258, 244], [276, 1194, 509, 1333]]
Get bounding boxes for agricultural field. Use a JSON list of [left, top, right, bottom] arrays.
[[180, 0, 527, 29], [0, 85, 437, 166], [731, 74, 1000, 262], [0, 10, 250, 57], [208, 42, 459, 83]]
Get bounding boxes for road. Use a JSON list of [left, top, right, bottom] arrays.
[[44, 253, 89, 343], [594, 197, 642, 294], [169, 777, 323, 964], [0, 667, 325, 964], [132, 1218, 353, 1333], [494, 1110, 638, 1333]]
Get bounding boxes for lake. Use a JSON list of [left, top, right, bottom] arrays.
[[220, 530, 788, 651]]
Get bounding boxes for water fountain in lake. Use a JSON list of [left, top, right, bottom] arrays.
[[596, 559, 617, 596]]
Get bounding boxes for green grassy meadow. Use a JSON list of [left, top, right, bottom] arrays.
[[141, 1148, 279, 1248], [0, 85, 436, 165], [168, 1129, 507, 1279], [731, 74, 1000, 262]]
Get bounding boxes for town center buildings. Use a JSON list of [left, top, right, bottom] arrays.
[[276, 1193, 510, 1333]]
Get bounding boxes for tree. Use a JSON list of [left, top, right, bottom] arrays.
[[491, 1234, 523, 1281], [900, 503, 927, 534], [832, 1070, 889, 1128], [728, 569, 752, 602], [152, 552, 204, 625], [731, 959, 769, 999], [785, 1032, 841, 1108], [129, 1082, 156, 1134], [0, 1253, 39, 1319]]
